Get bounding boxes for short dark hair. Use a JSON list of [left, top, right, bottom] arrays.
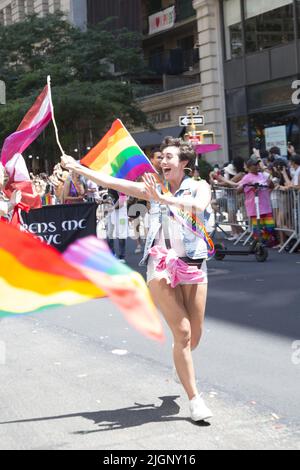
[[232, 157, 245, 174], [150, 147, 161, 159], [160, 136, 196, 163], [269, 146, 281, 156], [290, 154, 300, 166], [260, 150, 269, 160]]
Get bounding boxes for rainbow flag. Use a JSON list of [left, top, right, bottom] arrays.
[[0, 222, 163, 341], [0, 221, 104, 317], [64, 237, 164, 342], [81, 119, 155, 181]]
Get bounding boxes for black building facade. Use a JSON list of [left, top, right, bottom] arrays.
[[87, 0, 142, 31], [221, 0, 300, 159]]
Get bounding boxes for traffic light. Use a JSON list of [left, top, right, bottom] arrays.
[[184, 130, 215, 145]]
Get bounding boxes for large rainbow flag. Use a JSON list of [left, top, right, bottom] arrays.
[[0, 221, 164, 341], [64, 237, 164, 342], [0, 221, 104, 317], [81, 119, 155, 181]]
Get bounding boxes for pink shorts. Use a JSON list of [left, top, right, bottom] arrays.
[[147, 257, 208, 286]]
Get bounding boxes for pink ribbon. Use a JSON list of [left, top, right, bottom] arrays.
[[148, 245, 204, 288]]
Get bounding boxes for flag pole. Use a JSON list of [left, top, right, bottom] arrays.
[[47, 75, 66, 156]]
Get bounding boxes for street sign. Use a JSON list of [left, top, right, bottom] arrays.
[[187, 136, 201, 144], [186, 105, 201, 116], [0, 80, 6, 105], [179, 115, 205, 127]]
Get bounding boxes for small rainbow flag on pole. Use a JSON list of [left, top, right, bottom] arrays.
[[81, 119, 155, 181]]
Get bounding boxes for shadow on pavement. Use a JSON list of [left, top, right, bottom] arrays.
[[1, 396, 211, 433]]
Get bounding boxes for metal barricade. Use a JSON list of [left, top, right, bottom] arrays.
[[211, 186, 300, 253], [297, 190, 300, 252], [211, 186, 250, 243], [272, 189, 299, 253]]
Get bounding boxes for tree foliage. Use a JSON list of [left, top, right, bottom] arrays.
[[0, 13, 149, 165]]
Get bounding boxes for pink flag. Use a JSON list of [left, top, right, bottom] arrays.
[[195, 143, 222, 154], [1, 84, 53, 165]]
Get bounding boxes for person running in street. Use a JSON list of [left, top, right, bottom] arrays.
[[61, 137, 213, 422]]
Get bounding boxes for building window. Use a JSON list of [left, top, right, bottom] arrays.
[[25, 0, 34, 15], [247, 77, 297, 114], [244, 0, 294, 54], [223, 0, 243, 60], [17, 0, 25, 21], [53, 0, 61, 12], [228, 116, 250, 160], [148, 0, 162, 15], [5, 5, 12, 25], [176, 0, 195, 22]]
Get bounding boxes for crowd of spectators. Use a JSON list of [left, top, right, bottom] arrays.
[[210, 145, 300, 249], [3, 142, 299, 257]]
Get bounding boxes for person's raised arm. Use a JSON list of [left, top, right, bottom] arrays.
[[61, 155, 150, 201], [142, 173, 211, 213]]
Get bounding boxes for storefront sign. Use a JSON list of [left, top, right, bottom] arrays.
[[149, 6, 176, 35], [265, 125, 287, 156], [149, 110, 171, 125], [21, 203, 97, 252]]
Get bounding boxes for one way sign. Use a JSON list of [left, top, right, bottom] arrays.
[[179, 115, 204, 127]]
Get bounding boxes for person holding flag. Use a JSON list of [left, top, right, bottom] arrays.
[[1, 79, 53, 210], [61, 132, 213, 423], [0, 163, 22, 221]]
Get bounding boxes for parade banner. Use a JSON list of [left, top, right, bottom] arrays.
[[21, 203, 97, 252], [148, 6, 175, 35]]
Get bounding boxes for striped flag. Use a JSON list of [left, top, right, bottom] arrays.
[[81, 119, 156, 181], [0, 221, 164, 342], [1, 84, 53, 165]]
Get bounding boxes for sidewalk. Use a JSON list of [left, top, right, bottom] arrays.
[[0, 315, 298, 450]]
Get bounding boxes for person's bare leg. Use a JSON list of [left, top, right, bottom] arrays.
[[149, 279, 198, 400], [181, 283, 208, 351]]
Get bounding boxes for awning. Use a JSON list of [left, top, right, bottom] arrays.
[[132, 126, 185, 148]]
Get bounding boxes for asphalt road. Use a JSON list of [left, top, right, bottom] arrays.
[[0, 241, 299, 450]]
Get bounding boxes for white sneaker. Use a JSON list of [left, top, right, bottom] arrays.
[[190, 394, 213, 422]]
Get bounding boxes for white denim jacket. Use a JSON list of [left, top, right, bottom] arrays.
[[139, 177, 210, 266]]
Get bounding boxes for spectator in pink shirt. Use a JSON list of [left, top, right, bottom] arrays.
[[238, 156, 277, 247]]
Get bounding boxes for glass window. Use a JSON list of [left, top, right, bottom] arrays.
[[229, 116, 249, 146], [245, 1, 294, 54], [223, 0, 243, 60], [148, 0, 162, 15], [248, 77, 297, 113], [176, 0, 195, 22], [244, 0, 293, 19], [249, 111, 300, 154]]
